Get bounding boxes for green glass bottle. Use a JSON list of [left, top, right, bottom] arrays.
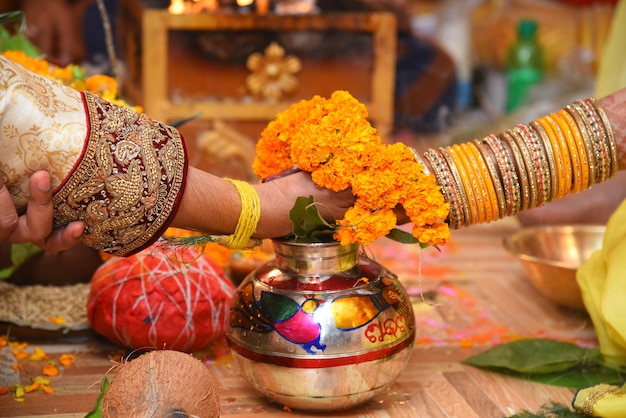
[[506, 19, 545, 113]]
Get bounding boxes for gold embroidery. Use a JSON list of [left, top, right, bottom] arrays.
[[0, 56, 85, 208], [581, 384, 622, 415], [53, 92, 187, 257]]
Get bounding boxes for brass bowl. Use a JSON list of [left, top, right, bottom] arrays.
[[503, 225, 605, 310]]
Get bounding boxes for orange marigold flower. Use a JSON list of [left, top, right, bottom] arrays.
[[86, 74, 118, 97], [28, 347, 48, 362], [24, 382, 40, 393], [253, 90, 450, 247], [42, 363, 60, 377], [59, 354, 76, 367]]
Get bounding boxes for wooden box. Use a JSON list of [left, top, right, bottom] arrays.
[[117, 0, 397, 157]]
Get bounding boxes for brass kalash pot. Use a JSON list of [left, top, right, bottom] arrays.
[[227, 238, 415, 411]]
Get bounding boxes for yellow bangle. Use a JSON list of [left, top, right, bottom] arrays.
[[551, 112, 582, 194], [448, 145, 481, 225], [557, 109, 590, 190], [536, 117, 570, 200], [442, 146, 477, 226], [565, 104, 598, 186], [224, 178, 262, 249], [473, 139, 507, 220], [461, 142, 495, 223]]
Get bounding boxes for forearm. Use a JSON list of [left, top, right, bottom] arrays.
[[419, 87, 626, 229], [597, 87, 626, 170], [172, 168, 354, 240]]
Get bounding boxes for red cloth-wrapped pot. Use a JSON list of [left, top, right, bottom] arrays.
[[87, 240, 235, 352]]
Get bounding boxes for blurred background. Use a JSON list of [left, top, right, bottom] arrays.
[[0, 0, 621, 181]]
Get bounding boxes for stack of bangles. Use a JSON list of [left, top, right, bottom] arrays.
[[422, 97, 618, 230]]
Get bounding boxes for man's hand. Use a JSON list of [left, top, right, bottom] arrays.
[[0, 170, 84, 252]]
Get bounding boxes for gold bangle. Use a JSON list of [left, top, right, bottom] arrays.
[[589, 97, 619, 178], [535, 117, 569, 200], [453, 144, 487, 224], [458, 143, 492, 223], [442, 146, 476, 226], [483, 134, 521, 216], [557, 109, 590, 190], [500, 131, 531, 211], [446, 145, 478, 225], [439, 147, 471, 228], [578, 98, 611, 182], [551, 112, 582, 194], [224, 178, 262, 249], [541, 115, 574, 196], [569, 100, 610, 184], [514, 124, 550, 208], [564, 105, 597, 187], [424, 149, 465, 229], [473, 139, 506, 220], [463, 142, 498, 223], [529, 121, 558, 203], [540, 115, 573, 198], [409, 147, 430, 175], [509, 129, 538, 210]]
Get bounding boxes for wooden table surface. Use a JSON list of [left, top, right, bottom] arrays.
[[0, 218, 597, 417]]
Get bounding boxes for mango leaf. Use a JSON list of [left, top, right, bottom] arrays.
[[463, 338, 626, 388], [0, 243, 42, 279], [385, 227, 436, 249], [84, 377, 109, 418], [289, 196, 336, 240]]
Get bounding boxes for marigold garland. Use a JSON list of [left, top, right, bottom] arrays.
[[253, 90, 451, 247]]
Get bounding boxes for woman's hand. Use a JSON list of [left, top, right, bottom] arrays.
[[0, 170, 84, 252]]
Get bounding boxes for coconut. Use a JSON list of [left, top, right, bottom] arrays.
[[102, 349, 219, 418]]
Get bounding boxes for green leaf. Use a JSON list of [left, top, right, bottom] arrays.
[[463, 338, 626, 388], [289, 196, 335, 240], [0, 243, 42, 279], [0, 11, 25, 28], [84, 377, 109, 418], [0, 11, 41, 57], [385, 228, 420, 244]]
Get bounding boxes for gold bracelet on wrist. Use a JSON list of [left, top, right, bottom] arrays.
[[557, 109, 590, 190], [589, 97, 618, 178], [473, 139, 507, 220], [463, 142, 498, 223], [564, 105, 597, 187], [551, 112, 582, 194], [452, 144, 486, 224], [424, 148, 465, 229], [483, 134, 521, 216], [515, 124, 550, 208], [441, 147, 474, 227]]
